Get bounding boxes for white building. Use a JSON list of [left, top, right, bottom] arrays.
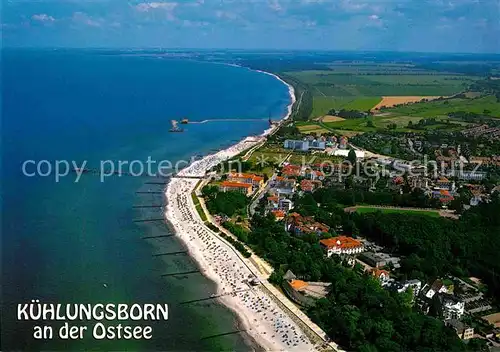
[[309, 140, 326, 150], [279, 198, 293, 211], [331, 149, 365, 159], [384, 279, 422, 299], [441, 295, 465, 320], [284, 140, 309, 151], [424, 279, 450, 299], [320, 236, 364, 257]]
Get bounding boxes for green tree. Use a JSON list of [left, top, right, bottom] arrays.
[[347, 149, 357, 166]]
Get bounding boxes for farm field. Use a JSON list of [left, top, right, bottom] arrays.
[[296, 122, 331, 134], [287, 70, 475, 97], [287, 67, 477, 119], [372, 96, 443, 111], [310, 96, 381, 118], [322, 113, 467, 133], [387, 95, 500, 118], [322, 115, 346, 122]]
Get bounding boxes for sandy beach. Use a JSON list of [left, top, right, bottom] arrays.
[[164, 76, 320, 350]]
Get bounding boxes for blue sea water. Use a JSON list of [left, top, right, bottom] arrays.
[[1, 49, 291, 351]]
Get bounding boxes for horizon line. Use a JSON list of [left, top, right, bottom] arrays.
[[3, 46, 500, 56]]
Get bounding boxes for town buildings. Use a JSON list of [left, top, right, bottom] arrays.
[[445, 319, 474, 340], [282, 270, 331, 307], [228, 172, 264, 189], [422, 279, 452, 299], [384, 279, 422, 300], [219, 181, 253, 196], [319, 236, 364, 257], [439, 294, 466, 320], [286, 213, 330, 237], [284, 139, 326, 151]]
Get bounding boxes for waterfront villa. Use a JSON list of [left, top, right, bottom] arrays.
[[228, 172, 264, 189], [219, 181, 253, 196], [320, 236, 364, 257]]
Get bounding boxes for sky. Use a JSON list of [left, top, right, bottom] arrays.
[[2, 0, 499, 53]]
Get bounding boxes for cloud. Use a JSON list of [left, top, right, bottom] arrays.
[[72, 12, 102, 27], [135, 2, 178, 12], [367, 13, 385, 28], [269, 0, 282, 12], [31, 14, 55, 22]]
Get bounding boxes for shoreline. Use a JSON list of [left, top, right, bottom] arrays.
[[163, 70, 314, 351]]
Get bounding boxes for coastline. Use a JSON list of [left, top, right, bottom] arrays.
[[163, 70, 313, 351]]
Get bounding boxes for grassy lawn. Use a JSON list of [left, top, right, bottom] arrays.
[[387, 95, 500, 118], [191, 192, 208, 222], [296, 122, 331, 134], [342, 97, 382, 111], [355, 206, 441, 217]]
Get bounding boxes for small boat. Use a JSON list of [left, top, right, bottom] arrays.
[[103, 283, 108, 288], [180, 118, 189, 124]]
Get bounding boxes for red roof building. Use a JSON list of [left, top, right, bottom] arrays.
[[286, 213, 330, 236], [320, 236, 364, 257], [219, 181, 253, 196], [228, 173, 264, 188]]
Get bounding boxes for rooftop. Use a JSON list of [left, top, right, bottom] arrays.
[[320, 236, 362, 250], [229, 172, 264, 182], [220, 181, 252, 189], [290, 279, 308, 290]]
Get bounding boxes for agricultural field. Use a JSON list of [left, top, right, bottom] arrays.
[[372, 96, 443, 111], [322, 116, 346, 123], [286, 66, 477, 119], [310, 96, 381, 118], [387, 95, 500, 118], [295, 122, 330, 134], [322, 114, 468, 133], [287, 70, 475, 98]]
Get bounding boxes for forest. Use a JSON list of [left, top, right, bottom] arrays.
[[350, 194, 500, 299], [244, 212, 472, 351], [238, 189, 500, 351], [201, 185, 249, 217]]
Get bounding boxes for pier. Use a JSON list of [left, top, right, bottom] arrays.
[[201, 330, 247, 340], [161, 270, 201, 277], [133, 218, 165, 223], [132, 205, 163, 208], [153, 250, 188, 257], [71, 168, 207, 180], [190, 118, 267, 124], [141, 234, 174, 240]]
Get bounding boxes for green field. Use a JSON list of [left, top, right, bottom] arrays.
[[287, 70, 474, 98], [322, 113, 467, 133], [310, 96, 382, 118], [296, 122, 331, 134], [191, 192, 208, 222], [388, 95, 500, 118], [287, 67, 477, 120], [355, 206, 441, 217]]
